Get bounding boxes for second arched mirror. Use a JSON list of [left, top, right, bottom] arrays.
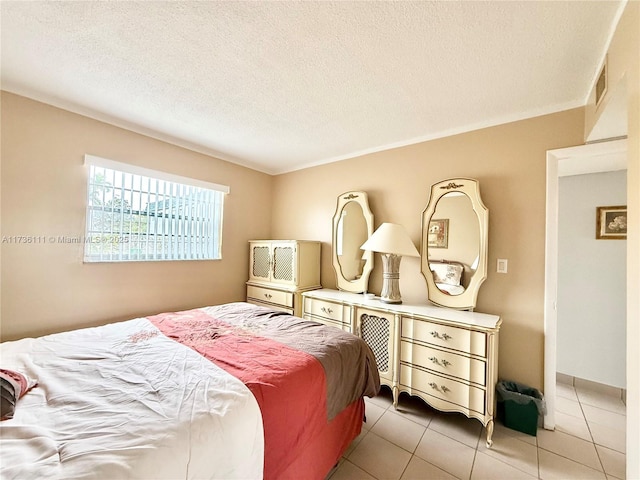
[[332, 191, 374, 293], [421, 178, 488, 310]]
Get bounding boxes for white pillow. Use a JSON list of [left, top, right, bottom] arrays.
[[430, 263, 463, 286]]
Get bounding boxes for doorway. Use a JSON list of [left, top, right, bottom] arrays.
[[544, 138, 627, 430]]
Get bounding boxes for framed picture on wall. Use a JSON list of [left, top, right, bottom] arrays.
[[596, 205, 627, 239], [428, 219, 449, 248]]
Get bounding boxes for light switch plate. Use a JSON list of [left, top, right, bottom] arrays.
[[497, 259, 508, 273]]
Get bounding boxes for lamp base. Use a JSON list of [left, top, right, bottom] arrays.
[[380, 297, 402, 304], [379, 253, 403, 304]]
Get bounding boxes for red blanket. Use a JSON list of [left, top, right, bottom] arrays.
[[149, 305, 377, 479]]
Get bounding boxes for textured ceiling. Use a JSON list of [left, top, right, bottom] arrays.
[[0, 1, 625, 174]]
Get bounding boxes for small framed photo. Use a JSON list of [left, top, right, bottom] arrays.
[[428, 219, 449, 248], [596, 205, 627, 239]]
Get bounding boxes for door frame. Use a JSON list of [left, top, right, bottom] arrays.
[[544, 138, 627, 429]]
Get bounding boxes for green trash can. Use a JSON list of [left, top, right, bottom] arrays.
[[496, 380, 546, 436]]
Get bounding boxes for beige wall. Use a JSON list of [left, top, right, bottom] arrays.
[[1, 92, 273, 341], [584, 2, 637, 140], [272, 108, 585, 391], [584, 2, 639, 476]]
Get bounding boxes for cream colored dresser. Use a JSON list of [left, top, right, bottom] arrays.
[[302, 288, 501, 447], [246, 240, 321, 317]]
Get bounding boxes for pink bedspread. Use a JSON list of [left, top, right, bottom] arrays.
[[149, 303, 379, 480]]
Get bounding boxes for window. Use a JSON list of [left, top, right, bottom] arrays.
[[84, 155, 229, 262]]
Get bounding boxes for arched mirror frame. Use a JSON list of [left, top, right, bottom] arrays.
[[421, 178, 488, 310], [332, 191, 374, 293]]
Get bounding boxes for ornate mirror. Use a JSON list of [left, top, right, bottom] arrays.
[[421, 178, 488, 310], [332, 191, 374, 293]]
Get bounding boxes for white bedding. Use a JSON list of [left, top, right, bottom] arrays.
[[0, 318, 264, 479], [435, 283, 465, 295]]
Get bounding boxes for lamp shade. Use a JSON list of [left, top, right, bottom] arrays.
[[360, 223, 419, 257]]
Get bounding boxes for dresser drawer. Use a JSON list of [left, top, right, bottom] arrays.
[[303, 297, 345, 324], [247, 285, 294, 308], [400, 340, 486, 386], [303, 314, 352, 333], [400, 364, 485, 414], [401, 316, 486, 357], [247, 298, 293, 315]]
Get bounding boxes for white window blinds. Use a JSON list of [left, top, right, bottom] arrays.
[[84, 155, 229, 262]]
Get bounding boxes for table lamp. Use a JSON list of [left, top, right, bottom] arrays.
[[360, 223, 419, 303]]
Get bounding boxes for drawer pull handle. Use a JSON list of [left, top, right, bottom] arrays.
[[264, 293, 272, 299], [321, 306, 333, 314], [430, 331, 452, 341], [428, 382, 451, 393], [428, 357, 452, 367]]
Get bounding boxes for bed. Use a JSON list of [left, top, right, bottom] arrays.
[[0, 302, 380, 479]]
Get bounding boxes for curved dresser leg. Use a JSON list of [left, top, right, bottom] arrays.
[[392, 386, 399, 409], [485, 419, 494, 448]]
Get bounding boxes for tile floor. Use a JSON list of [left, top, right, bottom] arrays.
[[329, 382, 626, 480]]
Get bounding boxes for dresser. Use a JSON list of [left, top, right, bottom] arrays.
[[246, 240, 321, 317], [302, 289, 501, 447]]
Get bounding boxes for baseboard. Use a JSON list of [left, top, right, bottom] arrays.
[[556, 372, 574, 386], [556, 372, 626, 404]]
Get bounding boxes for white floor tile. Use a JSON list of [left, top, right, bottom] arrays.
[[414, 429, 475, 479], [392, 394, 434, 427], [400, 456, 457, 480], [471, 451, 538, 479], [596, 444, 626, 480], [537, 429, 603, 472], [428, 411, 482, 448], [477, 424, 539, 477], [363, 401, 387, 431], [348, 431, 412, 480], [329, 459, 377, 480], [589, 421, 626, 454], [344, 429, 368, 458], [555, 410, 592, 441], [493, 420, 537, 446], [337, 381, 628, 480], [370, 410, 426, 453], [538, 449, 607, 480], [555, 395, 583, 418], [582, 404, 626, 432]]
